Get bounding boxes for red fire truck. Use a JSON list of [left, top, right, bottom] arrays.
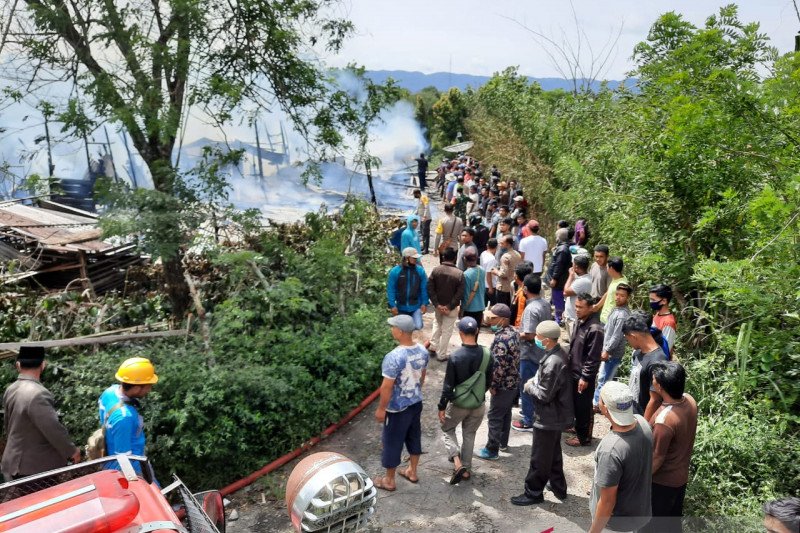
[[0, 455, 225, 532]]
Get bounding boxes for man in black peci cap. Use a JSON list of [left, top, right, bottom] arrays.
[[2, 346, 81, 481]]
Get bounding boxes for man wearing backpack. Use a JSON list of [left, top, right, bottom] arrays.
[[98, 357, 158, 476], [438, 317, 493, 485]]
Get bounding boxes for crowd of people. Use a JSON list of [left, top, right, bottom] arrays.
[[2, 347, 159, 482], [381, 157, 798, 532]]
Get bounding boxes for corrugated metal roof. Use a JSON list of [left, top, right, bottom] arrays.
[[0, 204, 110, 252]]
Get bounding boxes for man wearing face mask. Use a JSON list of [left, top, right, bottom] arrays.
[[512, 274, 553, 433], [649, 284, 677, 353], [511, 320, 574, 505], [476, 304, 520, 461]]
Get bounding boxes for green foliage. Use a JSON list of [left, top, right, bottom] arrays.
[[430, 87, 470, 148], [411, 86, 441, 143], [462, 5, 799, 517], [0, 198, 395, 489]]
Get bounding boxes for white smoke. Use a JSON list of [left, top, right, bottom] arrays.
[[0, 70, 429, 221]]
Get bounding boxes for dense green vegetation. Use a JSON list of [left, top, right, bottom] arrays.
[[0, 200, 394, 489], [423, 5, 799, 516]]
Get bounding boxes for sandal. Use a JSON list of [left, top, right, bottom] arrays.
[[450, 466, 467, 485], [373, 476, 396, 491], [397, 467, 418, 484], [565, 436, 590, 447]]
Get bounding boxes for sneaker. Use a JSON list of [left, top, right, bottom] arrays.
[[476, 448, 499, 460], [511, 421, 533, 432], [499, 445, 510, 453]]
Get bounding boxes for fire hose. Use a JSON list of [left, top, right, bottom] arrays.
[[218, 387, 381, 497]]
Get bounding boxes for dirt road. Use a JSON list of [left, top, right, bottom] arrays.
[[226, 252, 608, 532]]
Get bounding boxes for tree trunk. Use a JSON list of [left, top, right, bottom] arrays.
[[365, 161, 378, 213], [163, 253, 190, 318]]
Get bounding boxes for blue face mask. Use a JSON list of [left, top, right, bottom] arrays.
[[535, 338, 545, 350], [490, 325, 500, 333]]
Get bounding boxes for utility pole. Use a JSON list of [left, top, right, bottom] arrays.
[[103, 126, 119, 183], [254, 122, 265, 180], [120, 129, 138, 188]]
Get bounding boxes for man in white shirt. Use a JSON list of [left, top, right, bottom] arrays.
[[518, 220, 548, 274], [563, 255, 593, 340], [480, 238, 498, 308]]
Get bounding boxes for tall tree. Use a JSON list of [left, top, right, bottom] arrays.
[[3, 0, 355, 315]]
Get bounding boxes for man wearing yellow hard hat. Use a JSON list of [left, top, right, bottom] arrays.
[[98, 357, 158, 475]]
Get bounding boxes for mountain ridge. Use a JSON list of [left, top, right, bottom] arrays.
[[365, 69, 633, 93]]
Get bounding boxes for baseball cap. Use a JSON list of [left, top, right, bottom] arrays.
[[387, 314, 416, 332], [514, 195, 524, 201], [600, 381, 636, 426], [535, 320, 561, 340], [485, 303, 511, 319], [457, 316, 479, 334], [402, 247, 421, 259]]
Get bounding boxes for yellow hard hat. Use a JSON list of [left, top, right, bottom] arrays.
[[115, 357, 159, 385]]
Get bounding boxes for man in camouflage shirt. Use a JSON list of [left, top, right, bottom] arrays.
[[477, 304, 521, 460], [453, 186, 470, 223]]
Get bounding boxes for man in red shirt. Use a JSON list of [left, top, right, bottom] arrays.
[[645, 361, 697, 533]]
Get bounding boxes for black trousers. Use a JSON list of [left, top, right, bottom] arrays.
[[420, 219, 431, 254], [485, 389, 516, 453], [495, 290, 511, 306], [572, 375, 595, 445], [463, 310, 485, 332], [524, 427, 567, 498], [642, 483, 687, 532], [418, 172, 427, 190]]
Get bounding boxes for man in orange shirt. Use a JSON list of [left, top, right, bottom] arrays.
[[511, 262, 534, 327]]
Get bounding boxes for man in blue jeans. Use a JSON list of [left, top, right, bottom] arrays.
[[512, 274, 552, 432], [593, 283, 632, 410]]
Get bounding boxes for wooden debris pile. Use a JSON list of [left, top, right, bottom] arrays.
[[0, 200, 145, 293]]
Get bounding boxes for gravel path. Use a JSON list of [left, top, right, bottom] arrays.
[[226, 252, 608, 532]]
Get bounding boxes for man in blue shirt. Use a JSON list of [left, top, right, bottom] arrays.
[[387, 248, 429, 331], [373, 315, 429, 491], [98, 357, 158, 477]]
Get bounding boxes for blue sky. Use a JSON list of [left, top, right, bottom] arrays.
[[324, 1, 798, 79]]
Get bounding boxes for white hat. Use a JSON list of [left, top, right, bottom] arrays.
[[402, 247, 421, 259], [600, 381, 635, 426]]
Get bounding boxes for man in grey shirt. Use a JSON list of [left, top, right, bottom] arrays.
[[590, 245, 610, 299], [593, 283, 632, 409], [456, 228, 478, 271], [589, 381, 653, 533], [512, 274, 553, 432], [563, 255, 593, 340]]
